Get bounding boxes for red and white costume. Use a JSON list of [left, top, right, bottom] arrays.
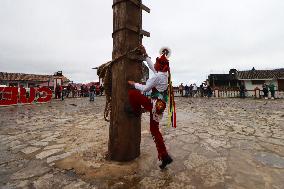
[[128, 55, 170, 161], [135, 57, 168, 92]]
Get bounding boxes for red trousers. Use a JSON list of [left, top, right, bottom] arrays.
[[128, 89, 168, 160]]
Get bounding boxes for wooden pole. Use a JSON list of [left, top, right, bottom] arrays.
[[109, 0, 150, 161]]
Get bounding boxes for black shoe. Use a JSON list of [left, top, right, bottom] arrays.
[[159, 155, 173, 169]]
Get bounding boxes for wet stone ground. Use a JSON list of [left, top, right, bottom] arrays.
[[0, 97, 284, 189]]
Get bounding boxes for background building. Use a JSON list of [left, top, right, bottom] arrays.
[[237, 68, 284, 91], [208, 69, 240, 89], [0, 72, 70, 89], [208, 68, 284, 91]]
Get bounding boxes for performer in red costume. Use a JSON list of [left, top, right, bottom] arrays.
[[127, 45, 173, 169]]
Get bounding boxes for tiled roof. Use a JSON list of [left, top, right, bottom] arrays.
[[0, 72, 70, 82], [237, 69, 284, 80], [208, 74, 237, 81]]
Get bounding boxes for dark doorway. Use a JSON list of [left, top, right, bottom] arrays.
[[278, 79, 284, 91]]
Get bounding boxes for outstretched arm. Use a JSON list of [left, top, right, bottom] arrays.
[[145, 57, 157, 74], [139, 45, 157, 74], [128, 76, 158, 92]]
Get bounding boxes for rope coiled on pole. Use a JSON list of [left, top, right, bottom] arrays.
[[97, 46, 145, 122]]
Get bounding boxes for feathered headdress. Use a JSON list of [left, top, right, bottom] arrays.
[[159, 47, 171, 58]]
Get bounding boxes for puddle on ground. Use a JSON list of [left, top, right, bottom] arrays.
[[255, 152, 284, 168]]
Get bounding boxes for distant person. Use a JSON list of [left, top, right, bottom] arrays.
[[207, 85, 213, 97], [85, 85, 89, 97], [89, 84, 95, 101], [184, 84, 189, 97], [80, 85, 84, 97], [55, 84, 61, 99], [262, 83, 268, 99], [66, 84, 72, 98], [61, 86, 65, 101], [239, 83, 246, 98], [199, 84, 204, 97], [269, 82, 275, 99], [189, 84, 193, 97], [192, 83, 197, 97], [34, 85, 39, 98], [203, 83, 208, 97], [179, 83, 184, 96], [72, 86, 77, 98]]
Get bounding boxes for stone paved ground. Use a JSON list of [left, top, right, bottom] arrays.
[[0, 97, 284, 189]]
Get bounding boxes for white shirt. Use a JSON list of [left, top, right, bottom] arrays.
[[193, 84, 197, 91], [134, 57, 168, 92]]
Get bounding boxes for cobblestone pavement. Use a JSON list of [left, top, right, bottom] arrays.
[[0, 97, 284, 189]]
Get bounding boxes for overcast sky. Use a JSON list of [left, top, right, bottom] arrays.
[[0, 0, 284, 85]]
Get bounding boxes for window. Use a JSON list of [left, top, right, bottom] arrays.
[[9, 83, 18, 87], [251, 80, 265, 85]]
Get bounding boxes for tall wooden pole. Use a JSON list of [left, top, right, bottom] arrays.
[[109, 0, 150, 161]]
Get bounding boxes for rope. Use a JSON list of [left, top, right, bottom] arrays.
[[97, 46, 144, 122]]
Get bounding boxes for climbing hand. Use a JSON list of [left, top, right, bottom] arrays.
[[128, 81, 135, 86], [139, 45, 148, 57]]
